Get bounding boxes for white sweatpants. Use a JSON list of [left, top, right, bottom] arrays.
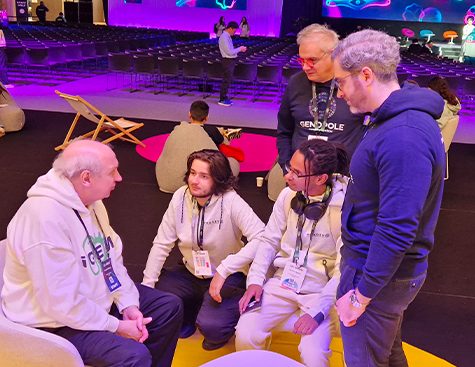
[[235, 278, 336, 367]]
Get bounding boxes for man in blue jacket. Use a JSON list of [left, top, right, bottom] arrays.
[[331, 30, 445, 367]]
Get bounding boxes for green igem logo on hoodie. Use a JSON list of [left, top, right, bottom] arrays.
[[80, 233, 111, 275]]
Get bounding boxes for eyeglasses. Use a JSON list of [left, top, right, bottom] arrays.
[[285, 163, 319, 178], [297, 52, 328, 68], [334, 73, 355, 90]]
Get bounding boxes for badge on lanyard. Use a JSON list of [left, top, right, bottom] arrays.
[[308, 134, 328, 141], [101, 257, 122, 292], [281, 262, 307, 294], [192, 250, 212, 276]]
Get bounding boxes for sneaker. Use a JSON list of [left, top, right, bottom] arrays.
[[202, 339, 228, 351], [223, 128, 243, 141], [218, 99, 233, 107], [179, 324, 197, 339]]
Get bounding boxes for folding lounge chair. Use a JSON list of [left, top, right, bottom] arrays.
[[54, 90, 145, 151]]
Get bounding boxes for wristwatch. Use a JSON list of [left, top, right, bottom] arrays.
[[349, 289, 369, 308]]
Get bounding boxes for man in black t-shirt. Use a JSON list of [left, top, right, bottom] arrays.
[[36, 1, 49, 23], [277, 24, 366, 171]]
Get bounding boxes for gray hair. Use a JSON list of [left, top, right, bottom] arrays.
[[332, 29, 400, 82], [52, 140, 108, 179], [297, 24, 339, 53]]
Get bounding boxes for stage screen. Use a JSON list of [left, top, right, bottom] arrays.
[[176, 0, 247, 10], [322, 0, 475, 24]]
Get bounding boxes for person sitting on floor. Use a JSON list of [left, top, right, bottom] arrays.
[[2, 139, 183, 367], [155, 100, 241, 193], [235, 139, 348, 367], [0, 83, 25, 137], [188, 100, 242, 146], [144, 149, 265, 351], [428, 76, 461, 130]]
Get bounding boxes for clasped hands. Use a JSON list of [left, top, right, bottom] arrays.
[[116, 305, 152, 343]]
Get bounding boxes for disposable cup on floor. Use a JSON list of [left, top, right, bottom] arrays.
[[256, 176, 264, 187]]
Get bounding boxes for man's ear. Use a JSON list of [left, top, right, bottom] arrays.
[[79, 170, 92, 186], [314, 174, 328, 186], [361, 66, 375, 85]]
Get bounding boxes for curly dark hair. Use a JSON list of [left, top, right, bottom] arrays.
[[184, 149, 237, 195], [298, 139, 349, 179], [428, 76, 459, 106]]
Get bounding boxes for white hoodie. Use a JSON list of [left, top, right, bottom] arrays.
[[1, 169, 139, 332], [142, 185, 265, 287], [246, 177, 346, 320]]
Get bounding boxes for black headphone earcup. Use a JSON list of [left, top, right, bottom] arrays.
[[291, 192, 306, 216]]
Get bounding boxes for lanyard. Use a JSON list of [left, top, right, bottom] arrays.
[[196, 204, 206, 250], [73, 209, 110, 264], [194, 198, 211, 251], [293, 216, 318, 268], [310, 79, 336, 132]]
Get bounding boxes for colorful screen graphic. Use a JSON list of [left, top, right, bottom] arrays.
[[323, 0, 475, 24], [176, 0, 247, 10]]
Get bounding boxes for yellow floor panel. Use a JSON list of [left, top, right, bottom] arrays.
[[172, 331, 455, 367]]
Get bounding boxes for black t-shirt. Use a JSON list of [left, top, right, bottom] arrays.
[[36, 5, 49, 20], [203, 125, 224, 146], [277, 71, 366, 168]]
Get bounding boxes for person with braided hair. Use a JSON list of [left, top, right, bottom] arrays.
[[236, 139, 349, 367], [143, 149, 264, 351]]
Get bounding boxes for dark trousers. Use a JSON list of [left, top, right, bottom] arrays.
[[156, 263, 246, 344], [219, 58, 236, 100], [0, 48, 8, 85], [337, 262, 426, 367], [42, 284, 183, 367]]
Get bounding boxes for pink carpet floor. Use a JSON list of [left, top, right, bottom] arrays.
[[136, 133, 278, 172]]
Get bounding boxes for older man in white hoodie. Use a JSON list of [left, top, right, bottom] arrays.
[[1, 140, 183, 367]]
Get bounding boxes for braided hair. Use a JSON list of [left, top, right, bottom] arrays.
[[298, 139, 349, 180]]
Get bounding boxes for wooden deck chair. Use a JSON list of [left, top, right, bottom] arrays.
[[54, 90, 146, 151]]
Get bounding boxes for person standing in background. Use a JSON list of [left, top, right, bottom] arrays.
[[462, 15, 474, 41], [218, 21, 247, 107], [240, 17, 250, 38], [214, 16, 226, 37], [35, 1, 49, 23], [0, 25, 11, 88]]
